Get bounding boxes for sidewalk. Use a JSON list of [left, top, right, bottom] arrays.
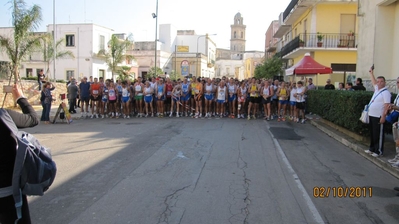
[[306, 114, 399, 179], [33, 103, 83, 123]]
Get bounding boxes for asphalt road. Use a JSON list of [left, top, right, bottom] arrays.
[[26, 116, 399, 224]]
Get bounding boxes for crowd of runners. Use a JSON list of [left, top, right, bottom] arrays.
[[70, 76, 310, 123]]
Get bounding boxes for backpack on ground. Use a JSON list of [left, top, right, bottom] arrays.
[[0, 109, 57, 222]]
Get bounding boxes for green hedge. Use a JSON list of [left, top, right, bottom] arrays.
[[307, 90, 397, 137], [21, 77, 37, 81]]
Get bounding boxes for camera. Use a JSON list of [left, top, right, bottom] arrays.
[[3, 85, 13, 93]]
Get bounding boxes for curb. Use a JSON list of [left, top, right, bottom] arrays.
[[309, 119, 399, 180]]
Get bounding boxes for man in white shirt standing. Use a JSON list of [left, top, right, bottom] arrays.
[[365, 66, 391, 157]]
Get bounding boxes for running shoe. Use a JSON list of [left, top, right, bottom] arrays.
[[151, 113, 154, 117], [301, 119, 305, 124], [199, 113, 202, 118], [127, 116, 130, 119], [267, 116, 270, 121], [176, 114, 179, 118], [169, 113, 173, 118], [90, 114, 94, 119], [282, 117, 286, 121], [247, 116, 250, 120], [388, 155, 399, 164]]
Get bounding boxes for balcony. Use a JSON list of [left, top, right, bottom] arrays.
[[280, 33, 357, 59], [283, 0, 316, 25]]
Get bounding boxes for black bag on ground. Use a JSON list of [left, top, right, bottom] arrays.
[[0, 109, 57, 222]]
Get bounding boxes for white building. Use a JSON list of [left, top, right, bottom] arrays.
[[357, 0, 399, 90], [46, 23, 116, 80], [130, 24, 217, 78], [215, 13, 261, 80]]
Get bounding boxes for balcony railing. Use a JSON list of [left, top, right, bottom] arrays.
[[280, 33, 357, 57]]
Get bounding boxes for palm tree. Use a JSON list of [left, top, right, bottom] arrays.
[[98, 34, 134, 80], [0, 0, 43, 83], [41, 34, 75, 80]]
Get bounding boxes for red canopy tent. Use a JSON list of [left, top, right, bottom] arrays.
[[285, 53, 332, 76]]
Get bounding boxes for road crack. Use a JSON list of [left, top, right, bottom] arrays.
[[228, 131, 251, 224], [158, 185, 191, 224]]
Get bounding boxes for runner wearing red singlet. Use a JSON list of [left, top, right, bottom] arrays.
[[90, 78, 101, 118], [165, 78, 174, 115]]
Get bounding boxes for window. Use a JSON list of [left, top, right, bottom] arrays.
[[99, 69, 105, 78], [99, 35, 105, 50], [226, 67, 230, 75], [234, 31, 237, 38], [66, 70, 75, 80], [66, 35, 75, 47], [241, 32, 243, 39]]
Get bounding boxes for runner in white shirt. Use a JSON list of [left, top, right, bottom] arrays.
[[289, 82, 297, 121], [294, 81, 306, 124]]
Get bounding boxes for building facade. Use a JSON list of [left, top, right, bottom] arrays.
[[275, 0, 358, 86], [129, 24, 217, 79], [216, 13, 262, 80], [230, 13, 246, 53], [265, 20, 279, 59], [357, 0, 399, 91], [46, 23, 120, 80]]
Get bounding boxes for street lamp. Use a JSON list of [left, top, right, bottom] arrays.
[[152, 0, 159, 79], [196, 33, 216, 77]]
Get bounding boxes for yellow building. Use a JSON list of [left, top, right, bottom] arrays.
[[274, 0, 358, 87], [244, 56, 263, 79]]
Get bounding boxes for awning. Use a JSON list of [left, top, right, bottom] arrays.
[[285, 53, 332, 76]]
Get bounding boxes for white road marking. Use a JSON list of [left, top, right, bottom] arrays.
[[265, 121, 325, 224]]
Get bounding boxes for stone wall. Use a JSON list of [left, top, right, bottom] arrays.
[[0, 80, 67, 108]]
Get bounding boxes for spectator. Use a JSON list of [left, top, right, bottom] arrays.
[[40, 82, 55, 124], [0, 84, 39, 224], [37, 69, 45, 91], [346, 83, 354, 91], [364, 68, 391, 157], [307, 78, 316, 90], [67, 79, 78, 114], [325, 79, 335, 90], [387, 78, 399, 167], [338, 82, 345, 90], [79, 77, 91, 118], [353, 78, 366, 91]]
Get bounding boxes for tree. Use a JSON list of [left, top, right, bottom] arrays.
[[98, 34, 134, 80], [41, 34, 75, 80], [117, 66, 135, 81], [0, 0, 43, 83], [254, 55, 283, 79], [169, 70, 182, 81], [147, 66, 163, 79]]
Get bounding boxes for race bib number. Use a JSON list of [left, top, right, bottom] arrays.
[[167, 91, 172, 96], [158, 92, 163, 96], [93, 90, 99, 95]]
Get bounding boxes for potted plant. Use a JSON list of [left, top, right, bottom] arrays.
[[299, 39, 305, 47], [348, 30, 354, 36], [317, 32, 324, 47]]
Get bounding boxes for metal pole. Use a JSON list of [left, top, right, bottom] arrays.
[[53, 0, 56, 81], [154, 0, 158, 78]]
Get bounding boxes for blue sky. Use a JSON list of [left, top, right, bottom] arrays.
[[0, 0, 291, 51]]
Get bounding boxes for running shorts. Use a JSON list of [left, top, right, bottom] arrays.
[[122, 96, 129, 103], [144, 95, 153, 103], [228, 94, 236, 102]]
